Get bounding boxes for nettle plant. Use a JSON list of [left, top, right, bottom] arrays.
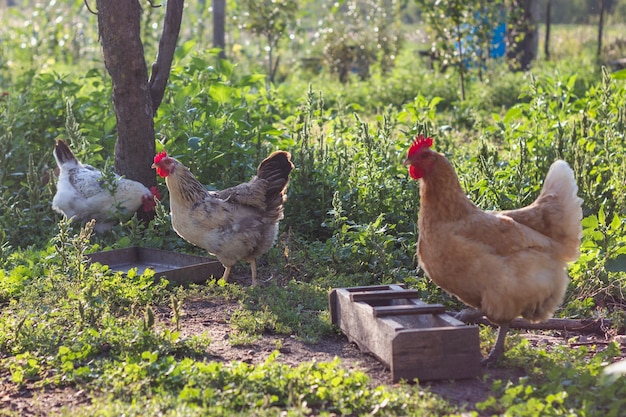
[[155, 48, 293, 188]]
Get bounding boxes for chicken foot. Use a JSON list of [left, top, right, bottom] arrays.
[[222, 266, 232, 283], [483, 322, 510, 366], [455, 308, 509, 365], [220, 262, 258, 286]]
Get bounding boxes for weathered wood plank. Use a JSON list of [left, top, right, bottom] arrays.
[[344, 284, 403, 292], [373, 304, 446, 318], [330, 287, 400, 364], [392, 326, 481, 382], [349, 289, 421, 302]]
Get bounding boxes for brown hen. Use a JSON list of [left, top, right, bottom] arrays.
[[404, 135, 583, 364]]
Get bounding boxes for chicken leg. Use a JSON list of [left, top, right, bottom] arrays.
[[222, 266, 232, 283], [455, 308, 509, 365], [220, 261, 258, 286], [483, 322, 510, 365], [250, 259, 258, 286]]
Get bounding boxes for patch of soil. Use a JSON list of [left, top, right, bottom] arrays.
[[152, 297, 390, 384], [2, 292, 624, 416], [0, 381, 90, 417], [149, 295, 626, 414]]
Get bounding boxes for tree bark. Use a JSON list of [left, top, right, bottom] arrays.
[[544, 0, 551, 60], [213, 0, 226, 58], [96, 0, 155, 187], [597, 0, 605, 58], [149, 0, 184, 114], [507, 0, 539, 71], [95, 0, 183, 224]]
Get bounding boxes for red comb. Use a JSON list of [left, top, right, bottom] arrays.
[[154, 151, 168, 164], [408, 135, 433, 158]]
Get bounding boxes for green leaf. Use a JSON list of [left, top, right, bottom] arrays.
[[240, 74, 267, 87], [216, 59, 234, 77], [606, 254, 626, 273], [209, 84, 234, 105], [188, 137, 203, 150], [503, 106, 523, 123], [175, 40, 196, 61], [428, 96, 443, 109], [566, 74, 578, 90], [259, 125, 283, 136], [581, 215, 598, 229], [611, 68, 626, 80], [609, 214, 623, 232]]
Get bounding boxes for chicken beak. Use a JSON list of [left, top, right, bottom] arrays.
[[151, 163, 157, 169], [402, 158, 411, 166]]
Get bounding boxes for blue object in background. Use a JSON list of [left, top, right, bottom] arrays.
[[453, 9, 506, 68], [490, 20, 506, 58]]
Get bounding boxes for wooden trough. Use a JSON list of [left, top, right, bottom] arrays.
[[329, 284, 481, 382], [87, 247, 224, 284]]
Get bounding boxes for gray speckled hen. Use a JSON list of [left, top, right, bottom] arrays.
[[152, 151, 294, 285]]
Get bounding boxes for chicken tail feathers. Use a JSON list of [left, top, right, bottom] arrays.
[[256, 151, 294, 206], [54, 139, 78, 167], [540, 160, 583, 261]]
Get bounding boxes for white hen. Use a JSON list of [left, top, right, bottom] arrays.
[[52, 139, 160, 233]]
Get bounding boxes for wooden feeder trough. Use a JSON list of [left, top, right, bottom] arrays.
[[87, 247, 224, 284], [329, 284, 481, 382]]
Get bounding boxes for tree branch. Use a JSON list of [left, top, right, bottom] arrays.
[[471, 316, 619, 336], [149, 0, 183, 115], [84, 0, 97, 15]]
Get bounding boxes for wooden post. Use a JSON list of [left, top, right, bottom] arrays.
[[597, 0, 606, 58], [213, 0, 226, 58], [544, 0, 551, 60]]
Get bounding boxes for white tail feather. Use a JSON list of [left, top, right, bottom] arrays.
[[541, 160, 583, 261]]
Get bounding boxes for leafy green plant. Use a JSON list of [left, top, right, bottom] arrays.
[[479, 340, 626, 416], [566, 209, 626, 315], [155, 48, 290, 189], [314, 0, 403, 83], [236, 0, 299, 85]]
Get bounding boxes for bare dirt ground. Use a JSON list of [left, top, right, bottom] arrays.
[[1, 293, 624, 417]]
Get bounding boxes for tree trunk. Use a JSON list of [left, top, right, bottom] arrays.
[[507, 0, 539, 71], [544, 0, 551, 60], [96, 0, 155, 187], [213, 0, 226, 58], [597, 0, 606, 58], [95, 0, 183, 223]]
